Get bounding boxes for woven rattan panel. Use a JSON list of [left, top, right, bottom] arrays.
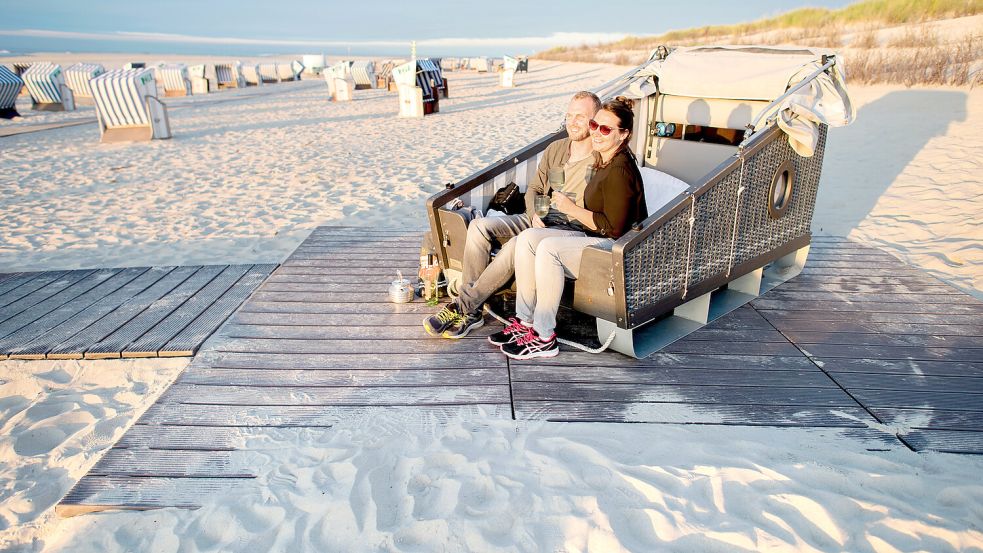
[[624, 206, 691, 313]]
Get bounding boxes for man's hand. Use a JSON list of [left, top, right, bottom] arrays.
[[552, 192, 576, 214], [531, 214, 546, 228]]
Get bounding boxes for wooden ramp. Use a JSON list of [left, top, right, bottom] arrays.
[[0, 264, 274, 359], [58, 229, 983, 513]]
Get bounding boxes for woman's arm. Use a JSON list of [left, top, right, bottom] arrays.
[[551, 192, 597, 230]]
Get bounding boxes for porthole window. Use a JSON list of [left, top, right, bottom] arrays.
[[768, 161, 795, 219]]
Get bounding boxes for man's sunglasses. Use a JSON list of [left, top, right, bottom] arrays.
[[588, 119, 621, 136]]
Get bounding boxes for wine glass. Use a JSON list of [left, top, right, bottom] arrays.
[[534, 195, 550, 217]]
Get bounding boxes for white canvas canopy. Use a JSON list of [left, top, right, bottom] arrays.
[[625, 45, 854, 156]]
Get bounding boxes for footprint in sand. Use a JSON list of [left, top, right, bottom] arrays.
[[14, 425, 72, 456]]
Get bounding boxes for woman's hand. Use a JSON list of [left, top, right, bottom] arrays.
[[551, 192, 576, 214]]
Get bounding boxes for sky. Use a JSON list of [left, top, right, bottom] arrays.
[[0, 0, 858, 57]]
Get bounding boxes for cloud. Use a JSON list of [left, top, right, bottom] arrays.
[[0, 28, 626, 50]]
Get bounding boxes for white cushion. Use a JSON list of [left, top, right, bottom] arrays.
[[639, 166, 689, 216]]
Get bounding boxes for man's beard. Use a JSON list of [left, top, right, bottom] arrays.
[[568, 128, 589, 141]]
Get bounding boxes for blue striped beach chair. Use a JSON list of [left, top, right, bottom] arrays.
[[215, 62, 246, 89], [157, 65, 191, 97], [90, 68, 171, 142], [23, 62, 75, 111], [350, 61, 375, 90], [64, 63, 106, 102], [419, 58, 448, 99], [393, 60, 440, 117], [0, 66, 23, 119]]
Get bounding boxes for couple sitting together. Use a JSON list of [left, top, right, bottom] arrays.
[[424, 91, 647, 360]]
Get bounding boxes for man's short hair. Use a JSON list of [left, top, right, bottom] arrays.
[[571, 91, 602, 113]]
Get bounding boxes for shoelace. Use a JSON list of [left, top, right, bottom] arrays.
[[514, 328, 540, 346], [435, 307, 458, 324], [503, 318, 525, 335]]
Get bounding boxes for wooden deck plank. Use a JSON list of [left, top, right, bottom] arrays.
[[159, 383, 511, 406], [249, 291, 410, 303], [511, 365, 836, 387], [0, 272, 40, 298], [511, 382, 857, 407], [871, 408, 983, 431], [660, 340, 802, 356], [848, 389, 983, 411], [783, 330, 983, 349], [826, 372, 983, 394], [0, 270, 88, 323], [902, 430, 983, 454], [217, 323, 492, 340], [282, 259, 419, 269], [181, 367, 509, 387], [240, 300, 444, 314], [230, 312, 436, 326], [159, 264, 275, 356], [787, 274, 950, 286], [761, 291, 981, 305], [47, 266, 199, 359], [138, 404, 513, 426], [272, 266, 417, 277], [213, 337, 499, 355], [752, 299, 983, 314], [510, 351, 819, 370], [60, 476, 253, 512], [0, 268, 128, 351], [513, 401, 876, 426], [774, 281, 960, 294], [7, 267, 174, 358], [89, 450, 254, 478], [287, 252, 418, 261], [759, 309, 983, 325], [814, 358, 983, 377], [123, 265, 251, 357], [257, 282, 393, 293], [191, 351, 505, 370], [266, 273, 405, 285], [83, 265, 225, 359], [764, 319, 983, 337], [797, 343, 982, 362]]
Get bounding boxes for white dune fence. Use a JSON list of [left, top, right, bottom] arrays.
[[0, 66, 24, 118], [350, 61, 375, 90], [23, 62, 75, 111], [64, 63, 105, 101], [157, 64, 191, 97], [90, 68, 171, 142], [500, 55, 518, 88], [215, 62, 246, 88], [324, 61, 354, 102]]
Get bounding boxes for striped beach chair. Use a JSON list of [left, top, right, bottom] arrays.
[[187, 64, 218, 94], [90, 68, 171, 142], [419, 58, 448, 99], [157, 65, 191, 97], [324, 61, 354, 101], [124, 62, 146, 69], [470, 57, 489, 72], [376, 61, 396, 90], [64, 63, 106, 102], [393, 60, 439, 117], [23, 62, 75, 111], [241, 64, 263, 86], [350, 61, 375, 90], [0, 66, 23, 119], [258, 63, 280, 83], [12, 63, 31, 96], [215, 62, 246, 88]]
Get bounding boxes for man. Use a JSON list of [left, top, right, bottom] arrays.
[[424, 90, 601, 338]]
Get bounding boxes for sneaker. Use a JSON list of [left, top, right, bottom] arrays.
[[442, 309, 484, 339], [423, 303, 461, 336], [488, 317, 529, 346], [501, 328, 559, 359]]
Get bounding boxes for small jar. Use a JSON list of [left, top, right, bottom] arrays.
[[389, 277, 414, 303]]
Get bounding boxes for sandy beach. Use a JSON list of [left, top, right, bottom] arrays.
[[1, 55, 981, 552]]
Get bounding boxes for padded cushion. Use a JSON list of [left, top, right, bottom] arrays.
[[655, 95, 770, 130], [639, 166, 689, 216]]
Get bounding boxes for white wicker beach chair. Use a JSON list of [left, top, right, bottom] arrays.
[[240, 64, 263, 86], [22, 62, 75, 111], [324, 61, 354, 101], [469, 57, 489, 72], [157, 65, 191, 97], [215, 62, 246, 88], [90, 68, 171, 142], [500, 55, 518, 88], [187, 64, 218, 94], [350, 61, 375, 90], [0, 66, 23, 118], [258, 63, 280, 83], [64, 63, 106, 102]]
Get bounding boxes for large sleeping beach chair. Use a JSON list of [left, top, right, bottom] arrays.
[[350, 61, 375, 90], [0, 66, 24, 119], [425, 45, 854, 358], [392, 59, 440, 117], [64, 63, 106, 104], [157, 64, 191, 97], [90, 68, 172, 143], [23, 62, 75, 111], [324, 61, 354, 102], [500, 55, 518, 88], [215, 62, 246, 89]]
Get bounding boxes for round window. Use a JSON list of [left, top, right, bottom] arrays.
[[768, 161, 795, 219]]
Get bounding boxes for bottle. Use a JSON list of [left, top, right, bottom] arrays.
[[425, 246, 440, 306]]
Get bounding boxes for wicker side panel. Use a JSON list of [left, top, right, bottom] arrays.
[[623, 208, 691, 313], [688, 172, 739, 285], [733, 125, 827, 266]]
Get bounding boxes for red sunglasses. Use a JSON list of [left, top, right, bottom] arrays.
[[588, 119, 621, 136]]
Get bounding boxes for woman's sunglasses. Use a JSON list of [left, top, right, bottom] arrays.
[[588, 119, 621, 136]]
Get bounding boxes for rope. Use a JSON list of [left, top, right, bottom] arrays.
[[681, 196, 696, 298], [726, 153, 748, 278], [484, 305, 618, 354]]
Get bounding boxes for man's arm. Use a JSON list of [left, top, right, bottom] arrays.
[[524, 140, 562, 224]]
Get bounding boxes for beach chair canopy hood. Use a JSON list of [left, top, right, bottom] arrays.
[[625, 45, 855, 156]]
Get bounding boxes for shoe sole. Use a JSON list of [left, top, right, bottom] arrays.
[[487, 334, 518, 346], [502, 346, 559, 360], [442, 318, 484, 339]]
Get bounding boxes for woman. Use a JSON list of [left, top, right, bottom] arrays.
[[490, 96, 647, 359]]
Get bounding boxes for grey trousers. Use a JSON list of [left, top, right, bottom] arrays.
[[456, 214, 531, 314], [513, 228, 611, 338]]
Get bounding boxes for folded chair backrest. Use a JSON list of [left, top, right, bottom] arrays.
[[0, 66, 23, 110], [90, 68, 170, 139], [157, 65, 190, 94], [64, 63, 105, 99], [23, 62, 64, 104]]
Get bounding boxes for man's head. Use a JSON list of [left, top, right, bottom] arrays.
[[565, 91, 601, 142]]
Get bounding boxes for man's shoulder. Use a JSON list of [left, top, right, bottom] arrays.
[[545, 137, 571, 156]]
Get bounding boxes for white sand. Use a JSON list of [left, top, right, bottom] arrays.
[[0, 58, 981, 552]]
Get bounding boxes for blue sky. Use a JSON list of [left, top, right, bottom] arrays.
[[0, 0, 857, 57]]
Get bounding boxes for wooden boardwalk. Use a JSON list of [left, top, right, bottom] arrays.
[[0, 264, 274, 359], [58, 228, 983, 513]]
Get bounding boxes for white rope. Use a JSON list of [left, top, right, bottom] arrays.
[[484, 305, 618, 354], [726, 154, 747, 278], [681, 196, 696, 298]]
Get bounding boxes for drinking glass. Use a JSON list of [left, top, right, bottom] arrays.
[[534, 195, 550, 217]]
